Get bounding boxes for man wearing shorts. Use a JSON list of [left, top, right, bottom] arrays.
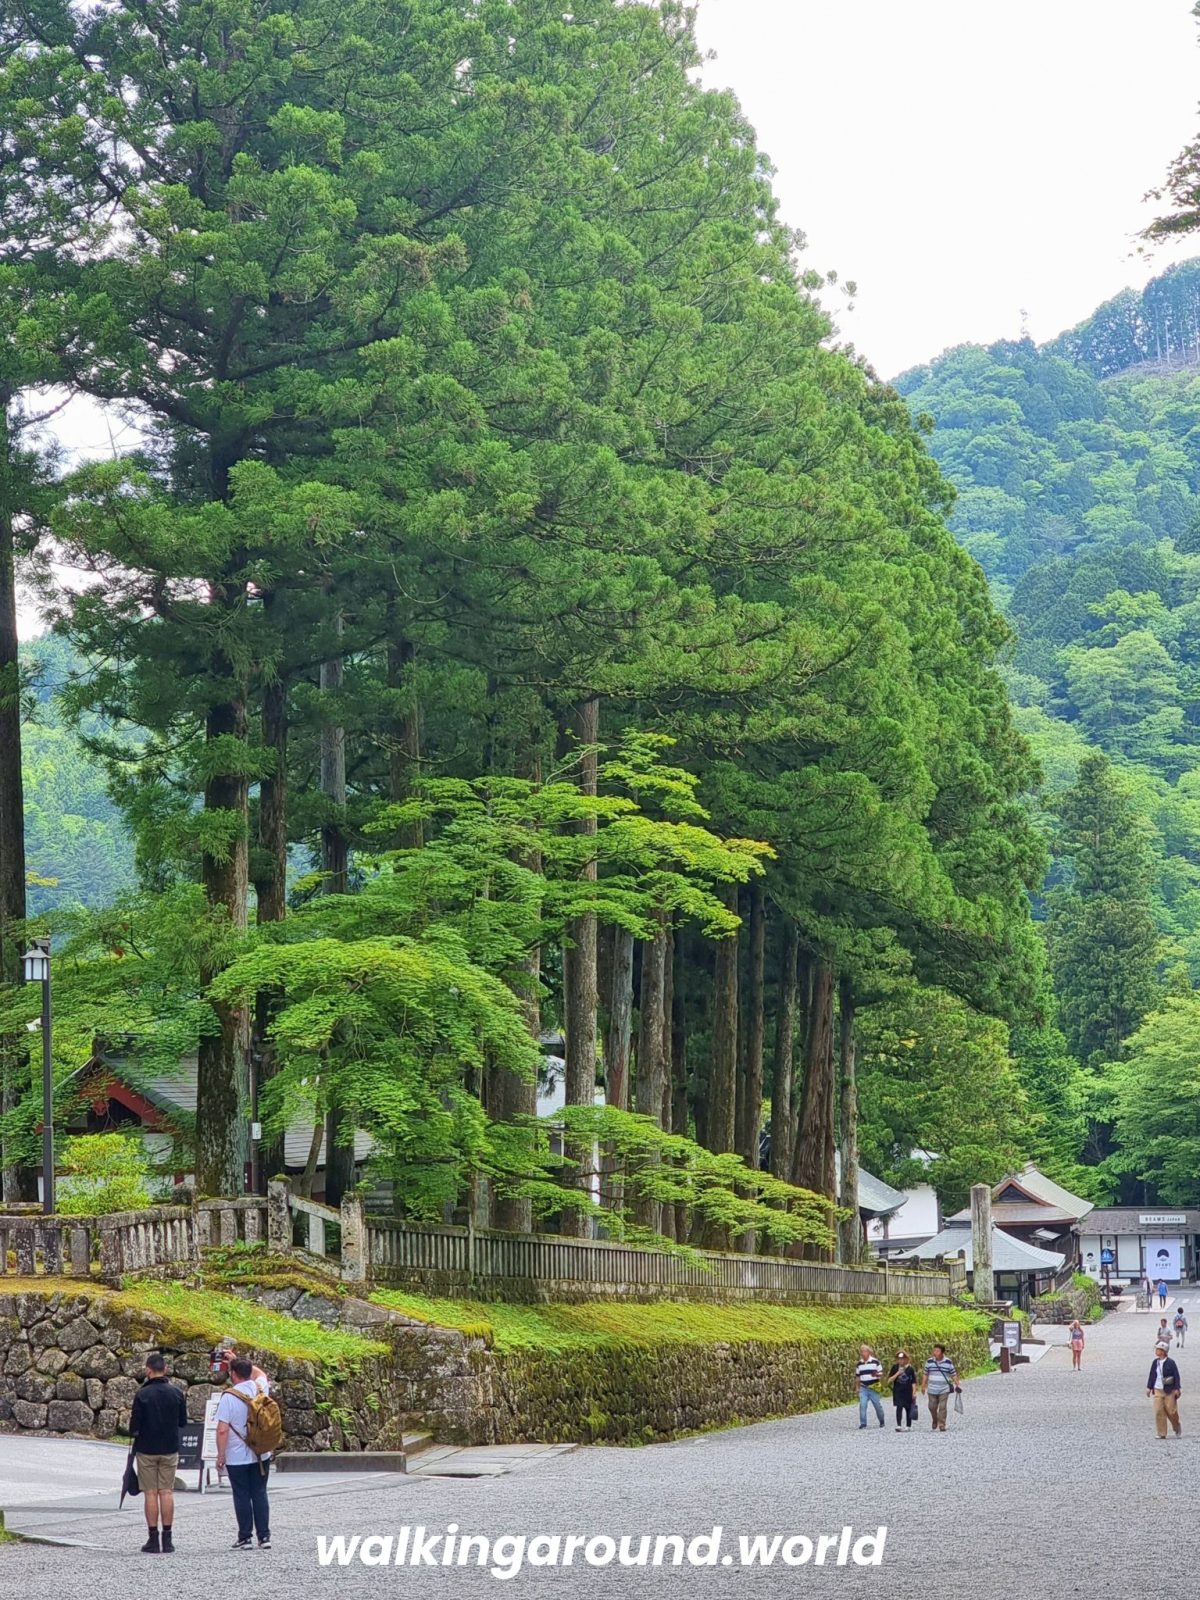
[[129, 1351, 188, 1553]]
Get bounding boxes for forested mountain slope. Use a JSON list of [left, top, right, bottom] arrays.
[[889, 264, 1200, 1200], [895, 264, 1200, 979]]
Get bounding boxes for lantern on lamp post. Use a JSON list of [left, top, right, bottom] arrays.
[[21, 938, 53, 1215]]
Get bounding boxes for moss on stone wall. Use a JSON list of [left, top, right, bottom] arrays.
[[372, 1292, 993, 1445]]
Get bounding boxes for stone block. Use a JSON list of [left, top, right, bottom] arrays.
[[29, 1321, 59, 1349], [36, 1349, 68, 1375], [12, 1399, 47, 1428], [103, 1375, 139, 1409], [15, 1294, 46, 1328], [277, 1379, 317, 1408], [4, 1343, 31, 1375], [86, 1379, 104, 1410], [51, 1296, 90, 1326], [56, 1373, 86, 1401], [15, 1370, 55, 1404], [340, 1298, 396, 1330], [77, 1345, 120, 1380], [283, 1408, 320, 1438], [47, 1399, 95, 1433], [169, 1352, 213, 1384], [58, 1317, 102, 1353], [96, 1408, 119, 1435], [292, 1293, 342, 1327], [186, 1383, 212, 1421], [256, 1287, 304, 1314]]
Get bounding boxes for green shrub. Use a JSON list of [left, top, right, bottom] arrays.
[[1071, 1273, 1102, 1308], [1034, 1276, 1103, 1325], [56, 1134, 155, 1215]]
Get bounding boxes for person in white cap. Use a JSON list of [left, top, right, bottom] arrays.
[[1147, 1341, 1183, 1438]]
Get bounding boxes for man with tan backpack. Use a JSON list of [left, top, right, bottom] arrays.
[[214, 1357, 284, 1549]]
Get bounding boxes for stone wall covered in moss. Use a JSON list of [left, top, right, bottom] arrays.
[[486, 1325, 994, 1445], [0, 1288, 400, 1450], [0, 1283, 992, 1450]]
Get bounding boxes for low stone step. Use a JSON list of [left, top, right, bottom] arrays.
[[274, 1450, 409, 1473], [402, 1431, 434, 1458]]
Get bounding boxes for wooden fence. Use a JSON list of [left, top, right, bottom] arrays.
[[363, 1215, 962, 1305], [0, 1186, 964, 1306]]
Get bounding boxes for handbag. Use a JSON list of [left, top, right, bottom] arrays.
[[909, 1397, 919, 1422], [953, 1386, 964, 1415]]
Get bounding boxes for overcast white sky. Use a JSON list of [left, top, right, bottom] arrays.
[[694, 0, 1200, 376]]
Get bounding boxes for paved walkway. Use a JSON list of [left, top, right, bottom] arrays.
[[0, 1298, 1192, 1598]]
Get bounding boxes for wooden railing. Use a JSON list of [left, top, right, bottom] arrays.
[[1, 1186, 963, 1307], [364, 1217, 958, 1305]]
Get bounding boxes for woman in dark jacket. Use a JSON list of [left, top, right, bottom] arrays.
[[886, 1351, 918, 1431]]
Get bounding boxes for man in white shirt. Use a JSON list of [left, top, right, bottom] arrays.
[[215, 1359, 272, 1549], [855, 1344, 886, 1429]]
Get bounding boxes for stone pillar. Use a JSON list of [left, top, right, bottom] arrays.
[[69, 1225, 90, 1276], [340, 1192, 367, 1283], [971, 1182, 994, 1306], [267, 1179, 290, 1254], [98, 1224, 121, 1285], [14, 1226, 34, 1276]]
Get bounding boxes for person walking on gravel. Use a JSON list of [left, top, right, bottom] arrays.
[[922, 1344, 960, 1432], [1148, 1341, 1183, 1438], [1174, 1306, 1188, 1349], [886, 1351, 918, 1430], [1068, 1319, 1085, 1370], [1157, 1316, 1172, 1351], [855, 1345, 886, 1429], [1158, 1277, 1170, 1309]]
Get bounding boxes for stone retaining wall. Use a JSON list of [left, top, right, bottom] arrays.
[[0, 1289, 399, 1451], [0, 1285, 992, 1450]]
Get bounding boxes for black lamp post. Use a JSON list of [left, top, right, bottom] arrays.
[[21, 938, 53, 1215]]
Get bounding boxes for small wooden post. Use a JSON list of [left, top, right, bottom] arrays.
[[971, 1182, 994, 1306]]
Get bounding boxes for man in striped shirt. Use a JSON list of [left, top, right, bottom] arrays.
[[922, 1345, 959, 1432], [855, 1345, 886, 1429]]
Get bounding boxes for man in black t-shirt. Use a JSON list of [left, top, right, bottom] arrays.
[[130, 1352, 188, 1554]]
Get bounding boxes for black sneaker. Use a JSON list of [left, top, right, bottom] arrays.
[[141, 1532, 160, 1555], [259, 1539, 272, 1550], [161, 1529, 174, 1554], [232, 1538, 253, 1550]]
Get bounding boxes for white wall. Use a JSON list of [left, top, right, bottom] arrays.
[[866, 1182, 940, 1244]]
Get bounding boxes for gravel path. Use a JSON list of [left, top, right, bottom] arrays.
[[0, 1298, 1191, 1600]]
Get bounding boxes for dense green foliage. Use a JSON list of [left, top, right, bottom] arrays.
[[0, 0, 1053, 1241], [893, 260, 1200, 1201], [19, 637, 134, 914], [56, 1131, 156, 1215]]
